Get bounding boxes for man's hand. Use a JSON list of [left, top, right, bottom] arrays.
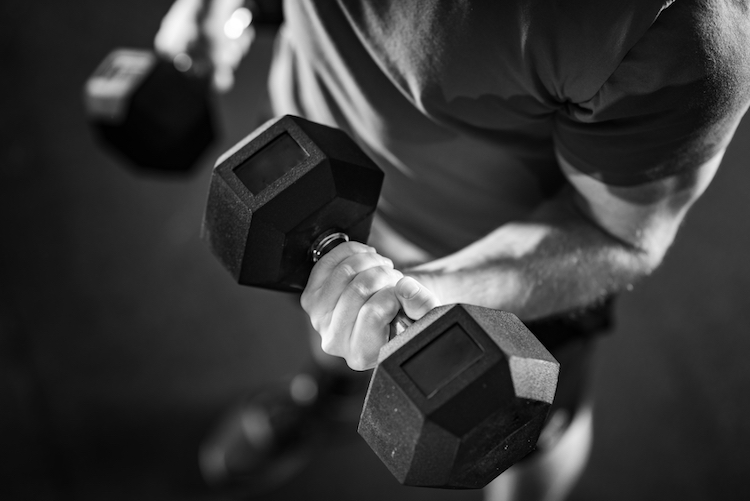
[[154, 0, 254, 92], [301, 242, 440, 371]]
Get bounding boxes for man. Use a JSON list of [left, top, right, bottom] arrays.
[[157, 1, 750, 499]]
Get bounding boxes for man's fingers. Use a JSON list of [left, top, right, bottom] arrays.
[[155, 0, 255, 93], [339, 276, 439, 371], [322, 266, 402, 359], [154, 0, 202, 56], [300, 243, 436, 372], [305, 242, 383, 293], [205, 0, 254, 92], [346, 287, 401, 370], [396, 276, 441, 320]]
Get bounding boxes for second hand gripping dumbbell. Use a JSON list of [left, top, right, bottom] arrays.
[[201, 116, 560, 489]]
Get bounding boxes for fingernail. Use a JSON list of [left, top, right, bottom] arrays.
[[399, 278, 420, 299]]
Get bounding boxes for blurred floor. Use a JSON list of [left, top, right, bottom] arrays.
[[0, 1, 749, 500]]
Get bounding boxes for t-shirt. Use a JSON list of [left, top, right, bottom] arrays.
[[268, 0, 750, 258]]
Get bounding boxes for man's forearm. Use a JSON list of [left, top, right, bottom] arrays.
[[406, 186, 654, 321]]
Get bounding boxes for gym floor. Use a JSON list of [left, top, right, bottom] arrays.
[[2, 1, 749, 500]]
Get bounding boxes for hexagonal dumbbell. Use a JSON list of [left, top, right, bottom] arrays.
[[201, 115, 559, 488], [360, 304, 558, 487]]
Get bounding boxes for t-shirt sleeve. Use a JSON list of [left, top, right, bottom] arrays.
[[554, 0, 750, 186]]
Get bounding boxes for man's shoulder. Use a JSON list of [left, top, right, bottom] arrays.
[[553, 0, 750, 103], [554, 0, 750, 186]]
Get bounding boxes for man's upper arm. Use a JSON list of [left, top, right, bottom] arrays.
[[549, 1, 750, 269], [557, 149, 723, 269]]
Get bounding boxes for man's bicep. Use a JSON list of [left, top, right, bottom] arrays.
[[556, 148, 723, 268]]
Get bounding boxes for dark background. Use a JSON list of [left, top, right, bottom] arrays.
[[1, 1, 749, 500]]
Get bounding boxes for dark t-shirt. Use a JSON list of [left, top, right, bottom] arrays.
[[269, 0, 750, 256]]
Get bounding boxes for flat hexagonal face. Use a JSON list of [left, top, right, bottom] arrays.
[[202, 116, 384, 291], [358, 305, 559, 489]]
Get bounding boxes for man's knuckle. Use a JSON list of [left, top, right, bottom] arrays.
[[299, 291, 312, 312], [378, 265, 397, 276], [347, 354, 371, 371], [320, 337, 339, 356], [349, 269, 384, 300], [334, 263, 357, 281], [362, 301, 391, 325], [347, 279, 371, 301], [310, 317, 323, 334]]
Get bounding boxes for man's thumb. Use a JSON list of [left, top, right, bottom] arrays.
[[396, 276, 440, 320]]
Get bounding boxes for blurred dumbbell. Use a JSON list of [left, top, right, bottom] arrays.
[[84, 47, 216, 172], [201, 115, 560, 488], [83, 1, 281, 173]]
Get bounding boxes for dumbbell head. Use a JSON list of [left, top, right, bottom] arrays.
[[84, 48, 216, 172], [359, 304, 559, 489], [202, 115, 384, 291]]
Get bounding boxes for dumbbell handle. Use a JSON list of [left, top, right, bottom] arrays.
[[310, 231, 413, 339]]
